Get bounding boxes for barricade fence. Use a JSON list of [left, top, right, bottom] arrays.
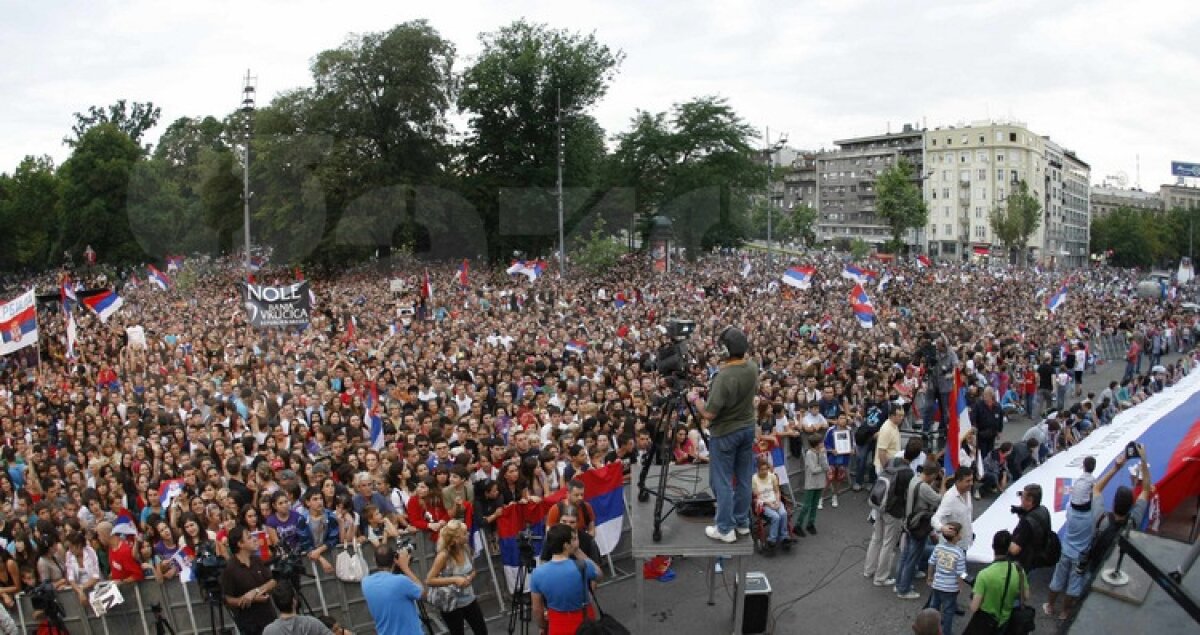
[[16, 510, 638, 635]]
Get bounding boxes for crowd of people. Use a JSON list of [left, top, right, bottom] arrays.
[[0, 247, 1196, 634]]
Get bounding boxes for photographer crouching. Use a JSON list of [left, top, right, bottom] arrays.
[[362, 543, 425, 634], [220, 526, 277, 635]]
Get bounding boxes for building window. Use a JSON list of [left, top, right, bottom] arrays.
[[1009, 132, 1017, 142], [997, 168, 1004, 181], [977, 169, 986, 180], [931, 225, 937, 236], [996, 152, 1005, 163], [944, 206, 951, 218], [945, 224, 953, 235], [931, 189, 937, 200], [1011, 170, 1019, 183], [961, 152, 969, 163], [979, 135, 985, 144], [977, 150, 988, 162], [931, 138, 937, 146], [943, 170, 951, 181], [995, 131, 1003, 143], [998, 187, 1005, 200], [942, 188, 950, 199], [976, 206, 983, 218]]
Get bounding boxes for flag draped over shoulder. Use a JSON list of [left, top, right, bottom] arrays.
[[495, 495, 561, 592], [577, 462, 625, 556]]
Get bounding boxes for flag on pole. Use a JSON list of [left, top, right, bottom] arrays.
[[565, 339, 588, 355], [943, 369, 971, 474], [877, 271, 893, 292], [147, 265, 172, 290], [842, 264, 877, 284], [166, 256, 184, 272], [916, 255, 932, 269], [81, 289, 124, 323], [505, 260, 545, 282], [741, 256, 752, 278], [848, 284, 875, 329], [421, 269, 433, 303], [1045, 283, 1068, 313], [60, 278, 78, 311], [0, 289, 38, 356], [781, 266, 815, 289], [65, 310, 78, 360], [159, 479, 186, 508], [366, 382, 385, 450], [247, 255, 265, 271], [457, 260, 469, 286]]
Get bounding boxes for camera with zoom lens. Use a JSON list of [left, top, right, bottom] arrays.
[[270, 545, 307, 582], [396, 535, 416, 554], [193, 546, 227, 593]]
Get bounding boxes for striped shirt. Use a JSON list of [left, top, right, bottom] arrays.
[[928, 542, 967, 592]]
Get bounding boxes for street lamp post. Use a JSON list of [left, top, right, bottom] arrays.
[[241, 70, 256, 270], [764, 127, 787, 259], [556, 89, 566, 278]]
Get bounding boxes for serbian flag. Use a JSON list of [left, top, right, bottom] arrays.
[[457, 260, 469, 286], [247, 255, 265, 271], [943, 369, 972, 473], [421, 269, 433, 303], [848, 284, 875, 329], [842, 264, 876, 284], [0, 289, 38, 355], [565, 339, 588, 355], [166, 255, 184, 272], [61, 279, 78, 311], [81, 289, 124, 323], [756, 436, 790, 488], [496, 498, 558, 592], [613, 292, 627, 309], [782, 266, 815, 289], [506, 260, 545, 282], [112, 509, 139, 537], [578, 462, 626, 556], [366, 382, 385, 450], [65, 310, 78, 360], [147, 265, 172, 290], [1045, 284, 1068, 313], [877, 271, 893, 292], [916, 254, 932, 269], [159, 479, 186, 508]]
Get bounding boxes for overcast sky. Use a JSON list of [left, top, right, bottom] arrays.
[[2, 0, 1197, 188]]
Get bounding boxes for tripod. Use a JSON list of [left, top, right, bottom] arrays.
[[637, 378, 702, 542], [201, 587, 234, 635], [506, 542, 537, 635], [151, 603, 178, 635]]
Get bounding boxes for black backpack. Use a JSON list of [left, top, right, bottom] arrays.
[[1078, 512, 1123, 574], [1023, 508, 1061, 570], [884, 464, 914, 519], [903, 476, 934, 540]]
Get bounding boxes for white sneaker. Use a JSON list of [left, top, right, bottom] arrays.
[[706, 526, 736, 543], [873, 578, 897, 587], [817, 499, 824, 510], [735, 526, 751, 536], [832, 495, 839, 508]]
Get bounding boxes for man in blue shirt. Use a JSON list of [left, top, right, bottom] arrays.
[[362, 544, 424, 635], [530, 524, 601, 634]]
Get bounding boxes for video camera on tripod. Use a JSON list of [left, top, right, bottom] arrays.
[[192, 545, 227, 597], [640, 318, 697, 378], [30, 582, 68, 634]]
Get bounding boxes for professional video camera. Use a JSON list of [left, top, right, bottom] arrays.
[[193, 545, 227, 596], [641, 318, 697, 378], [30, 582, 68, 634], [269, 544, 311, 584]]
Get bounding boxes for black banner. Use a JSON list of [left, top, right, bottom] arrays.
[[243, 281, 312, 328]]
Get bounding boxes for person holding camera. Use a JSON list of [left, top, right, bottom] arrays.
[[362, 543, 424, 635], [220, 525, 277, 635], [263, 583, 331, 635], [1007, 483, 1050, 571], [689, 326, 758, 543], [425, 519, 486, 635]]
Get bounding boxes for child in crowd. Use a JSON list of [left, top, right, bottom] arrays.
[[822, 413, 854, 508], [751, 457, 789, 551], [794, 436, 828, 537], [927, 521, 968, 635]]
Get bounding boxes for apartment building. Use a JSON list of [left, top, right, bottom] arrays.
[[1159, 183, 1200, 211], [1089, 186, 1161, 218]]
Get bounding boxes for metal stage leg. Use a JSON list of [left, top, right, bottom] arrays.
[[707, 557, 718, 605], [732, 555, 745, 635], [637, 557, 646, 635]]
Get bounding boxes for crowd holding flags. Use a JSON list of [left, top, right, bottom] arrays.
[[366, 382, 385, 450], [1045, 282, 1068, 313], [841, 264, 876, 284], [0, 289, 38, 356], [848, 284, 876, 329], [81, 289, 124, 323], [456, 260, 469, 287], [916, 254, 932, 269]]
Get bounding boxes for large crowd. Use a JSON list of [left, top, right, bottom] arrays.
[[0, 248, 1197, 634]]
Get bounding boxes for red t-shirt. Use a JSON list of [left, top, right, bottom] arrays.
[[108, 540, 145, 582]]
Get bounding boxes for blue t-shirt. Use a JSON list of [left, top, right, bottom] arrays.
[[362, 572, 423, 635], [529, 558, 598, 612]]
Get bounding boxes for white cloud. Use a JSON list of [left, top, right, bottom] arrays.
[[0, 0, 1197, 188]]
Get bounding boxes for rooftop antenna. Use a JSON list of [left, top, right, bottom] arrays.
[[1136, 154, 1141, 189]]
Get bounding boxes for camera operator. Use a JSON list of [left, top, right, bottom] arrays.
[[1008, 483, 1051, 571], [263, 583, 331, 635], [220, 526, 277, 635], [362, 543, 424, 635], [689, 326, 758, 544]]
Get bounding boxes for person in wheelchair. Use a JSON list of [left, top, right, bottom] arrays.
[[751, 457, 791, 552]]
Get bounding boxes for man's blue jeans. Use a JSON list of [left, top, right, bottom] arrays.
[[854, 440, 876, 488], [709, 426, 756, 534], [895, 534, 934, 594]]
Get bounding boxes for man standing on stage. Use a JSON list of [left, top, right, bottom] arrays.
[[690, 326, 759, 543]]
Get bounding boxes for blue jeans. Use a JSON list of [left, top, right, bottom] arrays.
[[854, 440, 876, 487], [709, 425, 756, 533], [927, 589, 959, 635], [761, 504, 787, 543], [895, 535, 934, 594]]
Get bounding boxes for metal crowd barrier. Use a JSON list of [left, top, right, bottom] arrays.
[[14, 519, 638, 635]]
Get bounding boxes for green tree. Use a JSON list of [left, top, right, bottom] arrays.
[[1090, 206, 1162, 268], [988, 180, 1042, 265], [0, 156, 59, 269], [572, 217, 625, 275], [786, 203, 817, 246], [56, 124, 144, 263], [850, 238, 870, 260], [610, 97, 762, 259], [64, 100, 161, 152], [874, 157, 927, 252], [459, 20, 622, 261]]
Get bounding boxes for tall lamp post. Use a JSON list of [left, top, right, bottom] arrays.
[[556, 89, 566, 278], [240, 70, 256, 269], [764, 127, 788, 259]]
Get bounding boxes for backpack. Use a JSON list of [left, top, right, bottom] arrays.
[[1078, 511, 1122, 573], [903, 476, 934, 540], [884, 464, 914, 519], [1023, 509, 1061, 570], [868, 460, 906, 511]]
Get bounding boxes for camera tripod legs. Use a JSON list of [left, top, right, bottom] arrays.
[[506, 563, 533, 635]]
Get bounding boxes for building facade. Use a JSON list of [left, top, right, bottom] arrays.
[[1089, 186, 1161, 218], [1159, 183, 1200, 212], [814, 124, 924, 246], [1060, 150, 1091, 268]]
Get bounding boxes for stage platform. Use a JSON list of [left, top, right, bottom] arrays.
[[1072, 531, 1200, 634], [631, 464, 755, 635]]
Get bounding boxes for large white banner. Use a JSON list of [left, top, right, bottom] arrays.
[[968, 368, 1200, 563]]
